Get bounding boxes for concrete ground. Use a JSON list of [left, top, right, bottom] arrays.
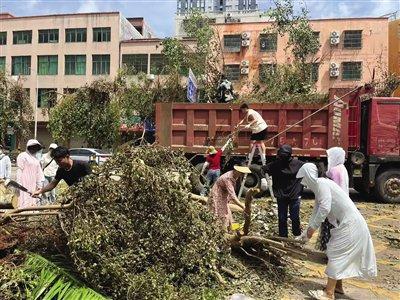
[[282, 193, 400, 300]]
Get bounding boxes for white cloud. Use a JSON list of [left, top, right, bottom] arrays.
[[27, 0, 39, 8], [77, 0, 100, 13]]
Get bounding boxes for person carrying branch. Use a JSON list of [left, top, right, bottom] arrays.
[[32, 146, 91, 198], [208, 165, 251, 231], [261, 144, 304, 238], [296, 163, 376, 300], [200, 138, 232, 195], [236, 103, 268, 165]]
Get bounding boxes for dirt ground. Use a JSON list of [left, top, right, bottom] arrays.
[[282, 191, 400, 300]]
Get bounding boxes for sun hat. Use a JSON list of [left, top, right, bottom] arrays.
[[207, 146, 218, 155], [26, 139, 42, 147], [233, 165, 252, 174]]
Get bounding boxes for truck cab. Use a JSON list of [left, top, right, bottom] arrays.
[[352, 97, 400, 203]]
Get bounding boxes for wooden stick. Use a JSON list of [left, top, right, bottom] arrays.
[[190, 193, 208, 204], [269, 236, 305, 244], [220, 266, 239, 279], [243, 188, 259, 236]]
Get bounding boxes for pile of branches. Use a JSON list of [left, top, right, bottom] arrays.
[[0, 147, 326, 299]]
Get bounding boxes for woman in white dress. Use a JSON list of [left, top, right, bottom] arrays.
[[297, 163, 377, 300]]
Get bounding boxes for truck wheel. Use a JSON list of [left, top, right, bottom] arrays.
[[191, 163, 206, 195], [375, 169, 400, 203], [247, 164, 268, 198]]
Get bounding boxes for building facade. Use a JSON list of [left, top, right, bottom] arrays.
[[0, 12, 152, 147], [175, 0, 263, 37], [389, 19, 400, 96], [177, 0, 257, 14], [215, 17, 389, 93]]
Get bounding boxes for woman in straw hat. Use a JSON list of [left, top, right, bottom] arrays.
[[208, 165, 251, 230]]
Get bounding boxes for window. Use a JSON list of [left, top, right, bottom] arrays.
[[12, 56, 31, 75], [13, 30, 32, 44], [150, 54, 167, 75], [313, 31, 320, 42], [0, 32, 7, 45], [66, 28, 87, 43], [93, 27, 111, 42], [259, 63, 276, 82], [223, 35, 241, 52], [0, 57, 5, 72], [342, 62, 362, 80], [65, 55, 86, 75], [343, 30, 362, 49], [37, 55, 58, 75], [92, 55, 110, 75], [122, 54, 148, 74], [63, 88, 77, 94], [37, 88, 57, 108], [38, 29, 59, 43], [224, 64, 240, 81], [260, 33, 277, 52], [310, 63, 319, 82]]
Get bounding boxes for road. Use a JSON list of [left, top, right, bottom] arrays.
[[283, 194, 400, 300]]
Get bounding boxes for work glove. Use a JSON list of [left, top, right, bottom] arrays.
[[260, 178, 268, 191], [244, 124, 251, 129], [296, 229, 309, 243]]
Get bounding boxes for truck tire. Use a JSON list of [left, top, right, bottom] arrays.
[[375, 169, 400, 203], [247, 164, 268, 198], [191, 163, 206, 195]]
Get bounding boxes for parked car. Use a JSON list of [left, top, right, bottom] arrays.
[[69, 148, 111, 165]]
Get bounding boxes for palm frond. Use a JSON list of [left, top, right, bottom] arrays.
[[23, 253, 108, 300]]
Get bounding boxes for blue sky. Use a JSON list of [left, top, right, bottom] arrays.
[[2, 0, 400, 37]]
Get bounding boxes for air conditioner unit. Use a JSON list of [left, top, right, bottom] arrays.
[[240, 67, 249, 75], [330, 31, 340, 45], [241, 32, 251, 40], [241, 40, 250, 47], [241, 60, 250, 67], [330, 62, 339, 77]]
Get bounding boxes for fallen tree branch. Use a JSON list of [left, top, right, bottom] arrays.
[[269, 236, 305, 244], [220, 266, 239, 279], [243, 188, 259, 236]]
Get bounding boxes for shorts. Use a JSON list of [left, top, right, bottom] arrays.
[[250, 128, 267, 141]]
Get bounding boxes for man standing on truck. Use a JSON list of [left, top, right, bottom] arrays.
[[261, 145, 304, 238], [236, 103, 268, 165]]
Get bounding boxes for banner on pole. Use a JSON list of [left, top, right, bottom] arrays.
[[187, 68, 198, 103]]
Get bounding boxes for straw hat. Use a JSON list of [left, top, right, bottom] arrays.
[[207, 146, 218, 155], [233, 165, 252, 174]]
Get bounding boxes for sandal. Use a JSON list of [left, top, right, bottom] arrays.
[[334, 288, 345, 295], [309, 289, 335, 300]]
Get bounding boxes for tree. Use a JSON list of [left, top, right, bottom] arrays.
[[48, 79, 120, 148], [162, 11, 223, 102], [249, 0, 326, 103], [268, 0, 320, 67], [0, 73, 33, 148]]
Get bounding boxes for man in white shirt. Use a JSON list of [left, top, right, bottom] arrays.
[[0, 145, 11, 180], [41, 143, 58, 203], [236, 103, 268, 165]]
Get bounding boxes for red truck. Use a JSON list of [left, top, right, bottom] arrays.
[[155, 88, 400, 203]]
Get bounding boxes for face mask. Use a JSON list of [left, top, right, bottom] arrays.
[[300, 177, 308, 189], [35, 149, 43, 160]]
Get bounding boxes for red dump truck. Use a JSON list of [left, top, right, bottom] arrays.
[[155, 88, 400, 203]]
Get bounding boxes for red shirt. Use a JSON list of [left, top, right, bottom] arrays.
[[206, 149, 222, 170]]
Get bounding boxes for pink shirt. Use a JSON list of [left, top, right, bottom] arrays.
[[16, 152, 44, 208]]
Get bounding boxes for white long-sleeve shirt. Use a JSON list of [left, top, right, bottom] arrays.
[[0, 154, 11, 179]]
